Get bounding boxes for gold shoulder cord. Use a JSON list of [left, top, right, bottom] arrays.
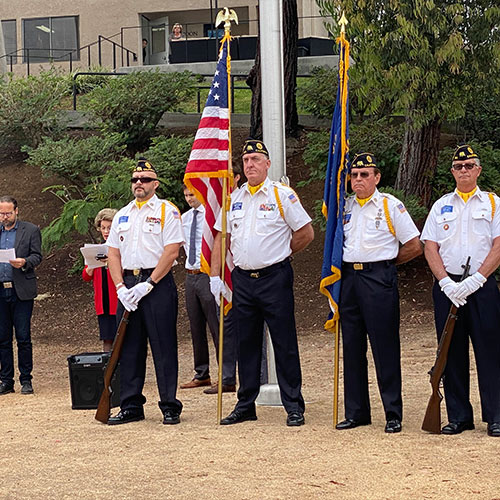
[[488, 193, 496, 219], [274, 185, 285, 220], [383, 197, 396, 237]]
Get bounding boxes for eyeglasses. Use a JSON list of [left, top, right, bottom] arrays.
[[452, 163, 476, 171], [130, 177, 156, 184], [350, 171, 372, 179], [0, 212, 14, 217]]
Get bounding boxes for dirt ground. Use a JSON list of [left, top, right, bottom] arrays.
[[1, 135, 499, 500]]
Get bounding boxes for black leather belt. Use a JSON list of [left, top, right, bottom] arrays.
[[0, 281, 13, 288], [237, 258, 290, 279], [343, 260, 395, 271], [123, 268, 154, 277]]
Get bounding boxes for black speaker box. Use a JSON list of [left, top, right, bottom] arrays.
[[67, 352, 120, 410]]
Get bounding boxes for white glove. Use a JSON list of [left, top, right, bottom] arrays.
[[439, 277, 466, 308], [209, 276, 231, 306], [128, 281, 154, 304], [453, 272, 487, 301], [117, 286, 137, 312]]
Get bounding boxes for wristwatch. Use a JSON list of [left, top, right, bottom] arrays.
[[146, 276, 157, 287]]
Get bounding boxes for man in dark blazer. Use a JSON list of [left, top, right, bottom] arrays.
[[0, 195, 42, 395]]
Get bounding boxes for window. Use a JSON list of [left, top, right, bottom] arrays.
[[2, 20, 17, 65], [22, 16, 79, 63]]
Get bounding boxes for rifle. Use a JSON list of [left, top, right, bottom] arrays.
[[421, 257, 471, 434], [95, 310, 130, 423]]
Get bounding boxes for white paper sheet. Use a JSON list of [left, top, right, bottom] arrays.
[[80, 244, 109, 269], [0, 248, 16, 263]]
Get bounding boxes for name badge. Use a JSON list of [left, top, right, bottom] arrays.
[[232, 202, 243, 211], [119, 216, 129, 223], [441, 205, 453, 214]]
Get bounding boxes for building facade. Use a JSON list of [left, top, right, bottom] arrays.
[[0, 1, 329, 75]]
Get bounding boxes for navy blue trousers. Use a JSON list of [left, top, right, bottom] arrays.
[[232, 260, 304, 414], [0, 287, 33, 387], [433, 275, 500, 424], [339, 262, 402, 422], [116, 272, 182, 414]]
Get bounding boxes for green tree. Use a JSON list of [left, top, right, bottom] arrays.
[[318, 0, 500, 207]]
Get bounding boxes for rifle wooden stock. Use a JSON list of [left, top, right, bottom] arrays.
[[421, 304, 458, 433], [421, 256, 471, 434], [95, 310, 130, 423]]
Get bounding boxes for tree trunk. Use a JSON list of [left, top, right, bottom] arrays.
[[395, 116, 442, 208], [247, 1, 299, 139], [283, 0, 299, 137], [246, 35, 262, 140]]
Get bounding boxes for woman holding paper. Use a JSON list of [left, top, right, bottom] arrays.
[[82, 208, 118, 352]]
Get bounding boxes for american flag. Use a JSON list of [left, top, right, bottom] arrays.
[[184, 34, 234, 308]]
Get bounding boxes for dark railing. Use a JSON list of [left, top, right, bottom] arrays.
[[0, 34, 137, 76], [72, 72, 311, 113]]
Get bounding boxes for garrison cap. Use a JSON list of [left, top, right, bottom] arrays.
[[453, 145, 479, 162], [134, 157, 157, 174], [351, 152, 377, 169], [242, 139, 269, 158]]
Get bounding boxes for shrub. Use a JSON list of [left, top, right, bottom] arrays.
[[41, 134, 193, 251], [83, 70, 201, 150], [379, 187, 428, 224], [298, 67, 338, 119], [68, 66, 114, 95], [23, 133, 127, 188], [297, 66, 393, 119], [41, 158, 135, 251], [141, 135, 194, 209], [300, 117, 404, 187], [0, 69, 69, 149]]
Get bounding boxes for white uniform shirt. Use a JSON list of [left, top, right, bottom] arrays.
[[343, 189, 419, 262], [107, 194, 185, 270], [182, 204, 204, 271], [421, 188, 500, 275], [215, 177, 311, 270]]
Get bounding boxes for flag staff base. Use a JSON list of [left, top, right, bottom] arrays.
[[256, 328, 283, 407]]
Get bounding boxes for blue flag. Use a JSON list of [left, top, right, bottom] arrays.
[[319, 34, 350, 332]]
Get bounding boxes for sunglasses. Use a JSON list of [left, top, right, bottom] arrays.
[[452, 163, 476, 171], [130, 177, 157, 184], [350, 171, 372, 179]]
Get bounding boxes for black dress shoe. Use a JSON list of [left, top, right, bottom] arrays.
[[21, 382, 34, 395], [286, 411, 305, 427], [335, 418, 371, 430], [220, 409, 257, 425], [107, 409, 145, 425], [0, 382, 14, 395], [487, 422, 500, 437], [163, 410, 181, 425], [385, 419, 402, 433], [441, 421, 475, 435]]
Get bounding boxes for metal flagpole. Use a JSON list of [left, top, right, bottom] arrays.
[[333, 12, 349, 428], [333, 320, 340, 426], [215, 7, 238, 423], [255, 0, 286, 408]]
